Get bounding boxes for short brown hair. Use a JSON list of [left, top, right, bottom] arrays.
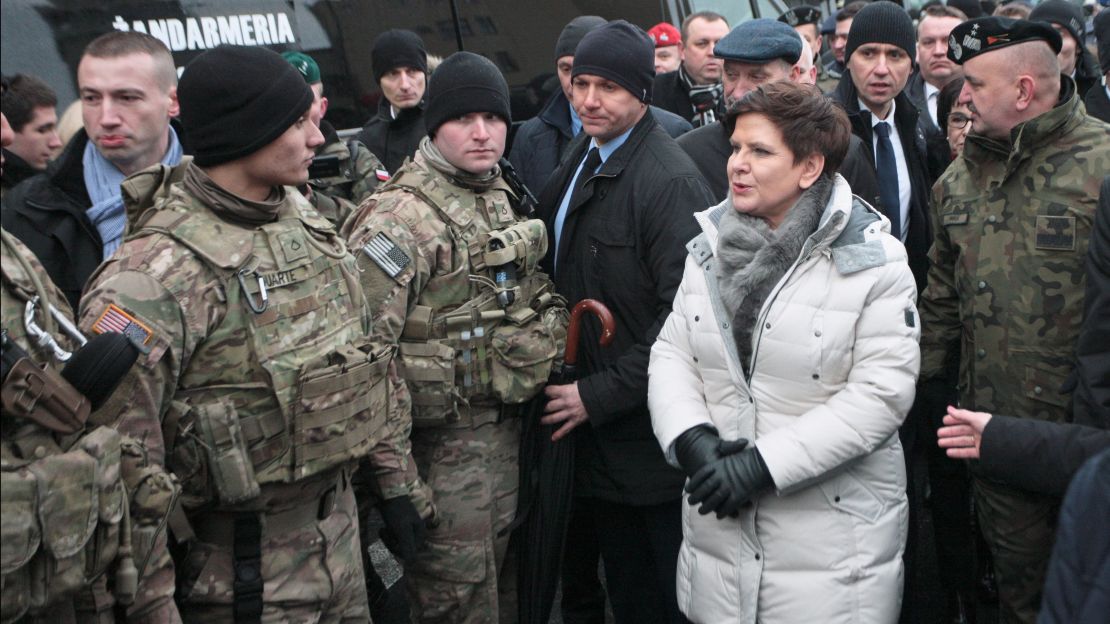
[[994, 3, 1031, 19], [83, 31, 177, 89], [725, 81, 851, 177], [681, 11, 728, 42], [919, 4, 969, 22], [1, 74, 58, 132], [837, 1, 869, 22]]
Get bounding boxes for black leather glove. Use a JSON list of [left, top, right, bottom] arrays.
[[378, 495, 427, 562], [686, 445, 773, 519], [674, 425, 728, 477]]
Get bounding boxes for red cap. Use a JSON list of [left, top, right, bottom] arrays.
[[647, 22, 681, 48]]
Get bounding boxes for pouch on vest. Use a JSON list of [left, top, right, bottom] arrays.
[[0, 469, 39, 623], [396, 341, 459, 428], [26, 448, 98, 611], [78, 426, 126, 580], [194, 400, 261, 504], [293, 344, 389, 479], [490, 321, 558, 404]]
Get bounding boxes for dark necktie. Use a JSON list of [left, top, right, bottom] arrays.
[[569, 147, 602, 207], [873, 122, 902, 241]]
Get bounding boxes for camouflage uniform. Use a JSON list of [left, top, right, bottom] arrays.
[[307, 134, 388, 230], [77, 161, 427, 623], [920, 78, 1110, 624], [817, 61, 842, 94], [343, 139, 567, 624], [1, 229, 179, 624]]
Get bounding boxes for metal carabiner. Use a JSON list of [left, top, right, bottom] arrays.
[[237, 268, 269, 314], [23, 297, 79, 362]]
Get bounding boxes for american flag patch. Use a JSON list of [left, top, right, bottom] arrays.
[[362, 232, 411, 278], [91, 304, 153, 345], [375, 169, 390, 182]]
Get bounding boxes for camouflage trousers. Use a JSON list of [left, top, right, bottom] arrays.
[[174, 471, 369, 623], [407, 409, 520, 624], [972, 475, 1059, 624]]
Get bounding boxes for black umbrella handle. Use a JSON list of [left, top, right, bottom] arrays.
[[564, 299, 615, 367]]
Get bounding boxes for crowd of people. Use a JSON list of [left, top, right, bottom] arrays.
[[1, 1, 1108, 624]]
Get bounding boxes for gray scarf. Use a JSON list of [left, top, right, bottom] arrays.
[[418, 137, 501, 192], [716, 176, 833, 376]]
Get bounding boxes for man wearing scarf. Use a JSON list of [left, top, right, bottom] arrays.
[[342, 51, 567, 623], [2, 31, 183, 311], [651, 11, 729, 127]]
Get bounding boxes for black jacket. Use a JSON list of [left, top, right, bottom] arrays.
[[2, 130, 101, 310], [1, 149, 40, 196], [355, 98, 426, 174], [1083, 85, 1110, 124], [979, 415, 1110, 497], [676, 119, 881, 208], [537, 110, 712, 505], [651, 69, 725, 127], [509, 90, 694, 197], [1039, 448, 1110, 624], [1069, 176, 1110, 426], [904, 71, 941, 133], [831, 73, 950, 293]]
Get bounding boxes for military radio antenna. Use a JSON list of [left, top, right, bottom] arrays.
[[448, 0, 465, 51]]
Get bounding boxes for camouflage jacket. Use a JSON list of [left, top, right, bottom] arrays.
[[308, 131, 388, 230], [343, 144, 567, 430], [920, 78, 1110, 422], [2, 230, 179, 624]]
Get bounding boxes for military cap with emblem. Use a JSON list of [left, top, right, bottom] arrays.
[[946, 17, 1062, 65], [714, 18, 803, 64], [648, 22, 682, 48], [281, 50, 322, 85], [779, 5, 823, 27]]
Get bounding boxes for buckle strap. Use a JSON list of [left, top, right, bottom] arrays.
[[233, 513, 263, 624]]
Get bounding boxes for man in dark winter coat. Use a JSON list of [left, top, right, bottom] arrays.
[[905, 4, 967, 131], [677, 19, 879, 208], [537, 21, 712, 624], [1, 31, 183, 310], [1084, 10, 1110, 124], [651, 11, 729, 127], [355, 30, 427, 174], [1068, 176, 1110, 427], [509, 16, 693, 197]]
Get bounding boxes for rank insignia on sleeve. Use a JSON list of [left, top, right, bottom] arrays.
[[92, 304, 153, 345], [362, 232, 411, 278]]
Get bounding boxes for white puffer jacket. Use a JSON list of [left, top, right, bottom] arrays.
[[649, 175, 920, 624]]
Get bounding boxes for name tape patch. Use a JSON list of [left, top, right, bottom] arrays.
[[362, 232, 411, 278], [92, 304, 153, 345]]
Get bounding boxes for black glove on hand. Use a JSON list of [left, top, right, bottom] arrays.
[[674, 425, 732, 477], [378, 495, 427, 562], [686, 445, 773, 519]]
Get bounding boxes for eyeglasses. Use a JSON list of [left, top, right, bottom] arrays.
[[947, 113, 972, 130]]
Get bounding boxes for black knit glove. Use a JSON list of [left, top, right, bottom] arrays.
[[686, 445, 773, 519], [378, 495, 427, 562]]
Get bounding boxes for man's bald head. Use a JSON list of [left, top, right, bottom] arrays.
[[795, 37, 817, 85]]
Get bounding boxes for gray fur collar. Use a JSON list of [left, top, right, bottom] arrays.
[[716, 177, 834, 375]]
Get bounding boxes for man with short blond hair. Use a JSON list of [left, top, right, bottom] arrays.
[[651, 10, 730, 126], [2, 30, 182, 310]]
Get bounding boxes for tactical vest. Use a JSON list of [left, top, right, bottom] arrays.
[[375, 166, 567, 428], [132, 186, 388, 507], [1, 232, 177, 623]]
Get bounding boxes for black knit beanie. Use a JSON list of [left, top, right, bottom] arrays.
[[1029, 0, 1085, 46], [178, 45, 313, 167], [424, 52, 511, 136], [572, 20, 655, 103], [555, 16, 607, 59], [947, 0, 985, 19], [845, 1, 916, 62], [372, 30, 428, 83]]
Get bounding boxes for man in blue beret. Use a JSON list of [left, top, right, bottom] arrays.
[[677, 19, 879, 207]]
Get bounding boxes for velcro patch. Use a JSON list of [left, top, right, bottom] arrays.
[[91, 304, 153, 345], [362, 232, 411, 278], [1034, 215, 1075, 251], [942, 213, 969, 226]]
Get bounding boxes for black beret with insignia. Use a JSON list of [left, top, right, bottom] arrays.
[[946, 17, 1062, 65], [779, 5, 823, 27]]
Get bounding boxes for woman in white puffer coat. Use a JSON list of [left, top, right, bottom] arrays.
[[648, 82, 920, 624]]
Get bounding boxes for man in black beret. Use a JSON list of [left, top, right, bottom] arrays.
[[922, 15, 1110, 624], [677, 18, 879, 208], [536, 19, 713, 624], [355, 29, 428, 174], [779, 5, 839, 91]]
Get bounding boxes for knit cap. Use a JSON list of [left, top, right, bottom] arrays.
[[845, 1, 916, 61], [424, 51, 511, 136], [372, 30, 428, 83], [572, 20, 655, 103], [556, 16, 608, 59]]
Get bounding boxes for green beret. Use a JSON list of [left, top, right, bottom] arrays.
[[281, 50, 321, 84], [947, 17, 1062, 65]]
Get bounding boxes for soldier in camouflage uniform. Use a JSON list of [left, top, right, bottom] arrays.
[[920, 17, 1110, 624], [342, 52, 567, 623], [2, 99, 178, 624], [76, 45, 431, 623]]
